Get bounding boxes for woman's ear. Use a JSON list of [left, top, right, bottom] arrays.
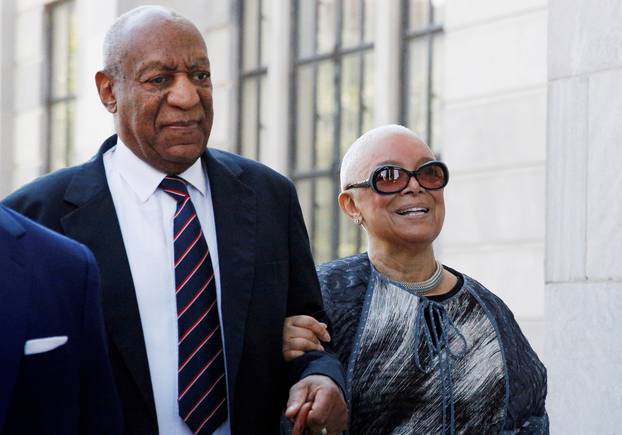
[[95, 71, 117, 113], [338, 191, 363, 225]]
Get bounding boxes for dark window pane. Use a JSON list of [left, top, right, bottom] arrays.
[[48, 0, 76, 172], [50, 1, 76, 98], [340, 53, 361, 152], [362, 50, 375, 133], [317, 0, 337, 54], [241, 78, 258, 159], [295, 65, 315, 172], [315, 61, 335, 169], [342, 0, 363, 48], [431, 34, 444, 148], [406, 37, 430, 140], [49, 101, 74, 170], [298, 0, 317, 58]]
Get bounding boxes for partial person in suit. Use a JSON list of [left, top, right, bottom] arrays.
[[3, 5, 346, 435], [0, 204, 121, 435]]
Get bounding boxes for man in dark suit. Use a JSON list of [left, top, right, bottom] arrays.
[[0, 205, 122, 434], [3, 5, 346, 435]]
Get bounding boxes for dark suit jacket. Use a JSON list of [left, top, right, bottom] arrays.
[[3, 135, 345, 435], [0, 205, 121, 434]]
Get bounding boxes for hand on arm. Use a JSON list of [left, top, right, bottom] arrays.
[[285, 375, 347, 435], [283, 315, 331, 362]]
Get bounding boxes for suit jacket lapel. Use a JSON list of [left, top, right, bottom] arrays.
[[0, 208, 28, 427], [205, 150, 256, 411], [59, 136, 156, 419]]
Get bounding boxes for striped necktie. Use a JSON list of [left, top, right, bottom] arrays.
[[159, 175, 227, 434]]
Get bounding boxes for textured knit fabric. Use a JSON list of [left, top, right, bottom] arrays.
[[317, 253, 548, 435]]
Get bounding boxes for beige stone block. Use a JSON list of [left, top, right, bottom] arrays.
[[545, 76, 588, 283], [442, 243, 544, 319], [445, 10, 547, 101], [445, 0, 546, 29], [443, 165, 545, 245], [443, 87, 546, 171], [545, 282, 622, 434], [549, 0, 622, 79], [586, 68, 622, 281]]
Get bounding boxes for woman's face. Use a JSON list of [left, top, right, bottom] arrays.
[[346, 134, 446, 250]]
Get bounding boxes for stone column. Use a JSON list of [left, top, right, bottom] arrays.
[[546, 0, 622, 432]]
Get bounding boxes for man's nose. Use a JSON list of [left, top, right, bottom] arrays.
[[167, 74, 200, 109]]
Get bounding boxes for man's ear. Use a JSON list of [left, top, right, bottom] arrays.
[[95, 71, 117, 113]]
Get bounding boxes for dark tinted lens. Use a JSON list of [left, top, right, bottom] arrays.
[[373, 167, 410, 193], [416, 163, 446, 189]]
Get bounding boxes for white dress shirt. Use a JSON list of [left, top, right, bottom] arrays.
[[103, 140, 230, 435]]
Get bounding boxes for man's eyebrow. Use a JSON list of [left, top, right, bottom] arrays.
[[135, 58, 211, 77], [135, 62, 176, 77]]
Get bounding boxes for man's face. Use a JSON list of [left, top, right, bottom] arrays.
[[112, 19, 213, 174]]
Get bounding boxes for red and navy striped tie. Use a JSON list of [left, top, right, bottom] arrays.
[[160, 175, 227, 434]]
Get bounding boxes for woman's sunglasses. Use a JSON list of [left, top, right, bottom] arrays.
[[344, 160, 449, 195]]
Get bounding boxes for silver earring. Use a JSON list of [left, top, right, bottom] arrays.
[[353, 216, 362, 225]]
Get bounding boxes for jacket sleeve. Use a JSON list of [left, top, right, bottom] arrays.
[[283, 181, 346, 394]]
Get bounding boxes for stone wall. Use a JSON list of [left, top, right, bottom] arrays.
[[546, 0, 622, 432], [442, 0, 548, 355]]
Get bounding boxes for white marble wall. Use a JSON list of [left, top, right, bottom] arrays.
[[546, 1, 622, 431], [442, 0, 548, 356]]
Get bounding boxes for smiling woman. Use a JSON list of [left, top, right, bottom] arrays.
[[282, 124, 549, 434]]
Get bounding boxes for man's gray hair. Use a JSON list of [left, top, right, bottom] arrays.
[[102, 6, 185, 77]]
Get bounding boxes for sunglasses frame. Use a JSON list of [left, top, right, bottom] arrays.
[[344, 160, 449, 195]]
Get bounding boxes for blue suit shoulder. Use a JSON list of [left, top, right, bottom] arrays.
[[2, 164, 83, 229], [0, 204, 90, 264]]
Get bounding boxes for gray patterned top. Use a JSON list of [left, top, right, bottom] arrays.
[[317, 253, 548, 435]]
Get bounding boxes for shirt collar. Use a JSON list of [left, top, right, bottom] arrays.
[[112, 139, 207, 202]]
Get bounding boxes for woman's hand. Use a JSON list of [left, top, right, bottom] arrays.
[[283, 315, 331, 361]]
